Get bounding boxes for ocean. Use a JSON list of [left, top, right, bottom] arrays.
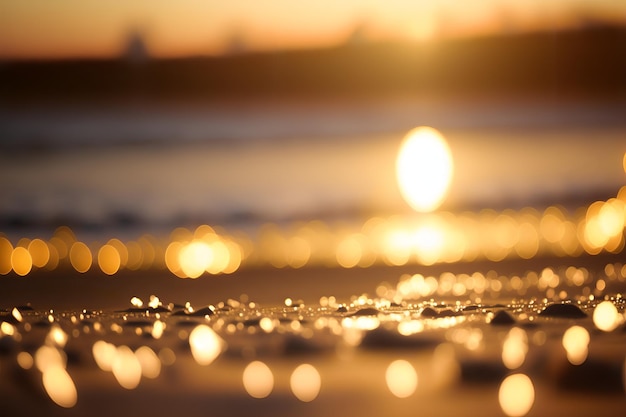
[[1, 98, 625, 242]]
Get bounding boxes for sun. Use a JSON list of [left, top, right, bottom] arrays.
[[396, 126, 454, 212]]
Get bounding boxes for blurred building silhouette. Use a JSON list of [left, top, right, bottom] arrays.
[[124, 30, 150, 64]]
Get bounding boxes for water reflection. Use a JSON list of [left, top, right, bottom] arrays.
[[498, 374, 535, 417], [396, 126, 453, 213], [2, 186, 625, 276]]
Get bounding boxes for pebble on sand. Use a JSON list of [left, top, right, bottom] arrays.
[[348, 307, 381, 317], [490, 310, 516, 325], [539, 304, 586, 319], [420, 307, 438, 318]]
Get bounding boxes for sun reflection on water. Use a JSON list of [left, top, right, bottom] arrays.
[[396, 126, 453, 213], [2, 183, 625, 277]]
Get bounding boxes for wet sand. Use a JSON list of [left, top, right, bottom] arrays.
[[1, 253, 625, 417], [2, 251, 625, 310]]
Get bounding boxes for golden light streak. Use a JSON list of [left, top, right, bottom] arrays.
[[396, 127, 453, 213]]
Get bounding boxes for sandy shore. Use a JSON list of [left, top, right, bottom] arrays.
[[1, 253, 625, 417], [1, 251, 625, 310]]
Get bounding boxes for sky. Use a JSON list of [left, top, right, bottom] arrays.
[[1, 0, 624, 60]]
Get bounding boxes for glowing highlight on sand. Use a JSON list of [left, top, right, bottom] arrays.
[[189, 325, 224, 365], [396, 126, 453, 212], [98, 244, 121, 275], [386, 359, 418, 398], [69, 242, 92, 273], [135, 346, 161, 379], [562, 325, 589, 365], [42, 366, 78, 408], [11, 246, 32, 276], [502, 327, 528, 370], [92, 341, 117, 372], [112, 345, 142, 389], [243, 361, 274, 398], [290, 364, 321, 402], [593, 301, 621, 332], [499, 374, 535, 417]]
